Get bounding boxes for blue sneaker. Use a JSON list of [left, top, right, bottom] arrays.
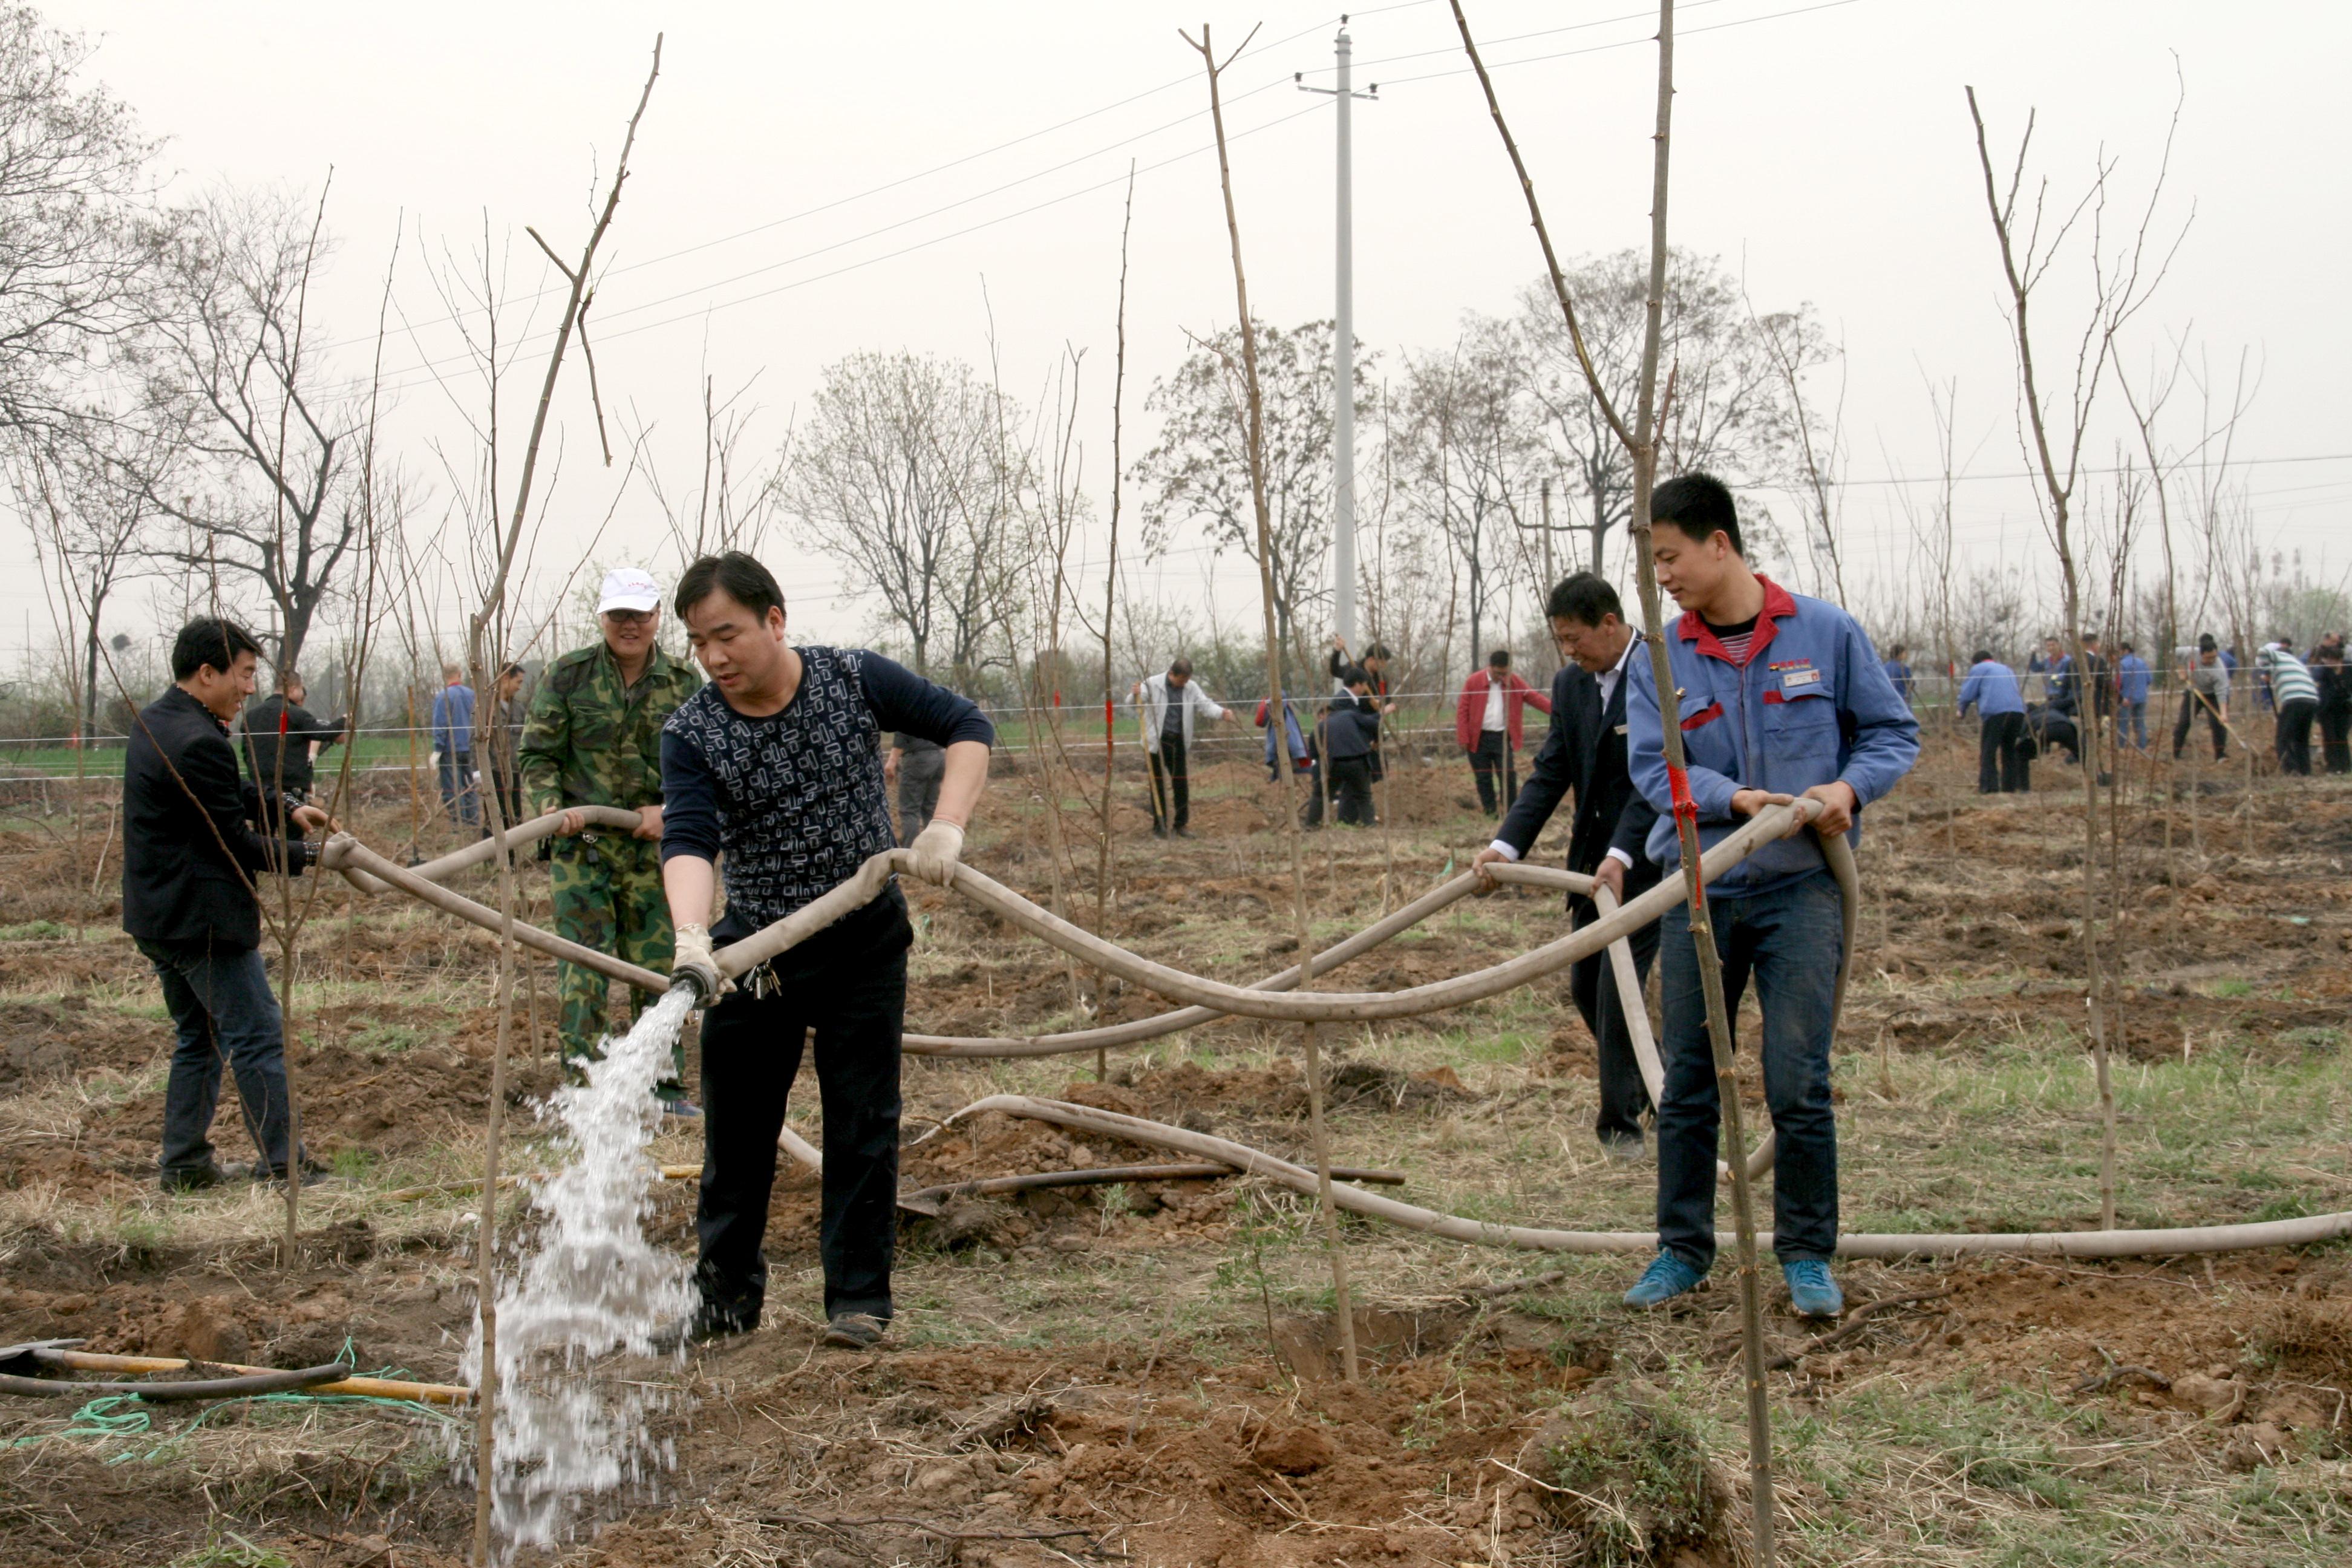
[[1622, 1252, 1707, 1308], [1783, 1259, 1844, 1319]]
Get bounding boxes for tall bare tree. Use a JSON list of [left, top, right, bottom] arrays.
[[0, 7, 160, 438], [1134, 318, 1373, 685], [783, 348, 1020, 685], [1519, 249, 1798, 581], [132, 185, 364, 673]]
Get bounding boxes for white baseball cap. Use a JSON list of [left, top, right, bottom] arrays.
[[596, 567, 662, 615]]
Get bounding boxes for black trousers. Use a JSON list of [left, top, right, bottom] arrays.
[[1328, 755, 1375, 825], [2275, 699, 2318, 776], [694, 897, 911, 1328], [1569, 889, 1662, 1143], [2321, 706, 2351, 774], [1148, 734, 1189, 832], [2174, 697, 2227, 760], [1977, 711, 2030, 794], [897, 752, 945, 842], [1469, 731, 1514, 815]]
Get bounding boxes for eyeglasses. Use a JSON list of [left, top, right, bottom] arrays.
[[603, 609, 656, 626]]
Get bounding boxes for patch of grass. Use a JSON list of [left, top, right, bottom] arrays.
[[0, 919, 70, 941], [2210, 978, 2256, 999], [170, 1530, 293, 1567], [1540, 1393, 1719, 1566], [344, 1017, 427, 1054]]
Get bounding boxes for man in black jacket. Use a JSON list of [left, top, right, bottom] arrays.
[[1471, 574, 1662, 1156], [126, 618, 330, 1192], [240, 668, 346, 831]]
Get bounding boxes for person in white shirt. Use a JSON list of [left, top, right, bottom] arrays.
[[1131, 658, 1230, 838]]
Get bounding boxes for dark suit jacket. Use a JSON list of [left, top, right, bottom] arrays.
[[1496, 652, 1661, 896], [124, 686, 300, 949]]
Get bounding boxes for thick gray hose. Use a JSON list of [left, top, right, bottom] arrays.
[[332, 806, 643, 895], [939, 1095, 2352, 1260]]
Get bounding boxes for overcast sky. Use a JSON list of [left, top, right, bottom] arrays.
[[8, 0, 2350, 668]]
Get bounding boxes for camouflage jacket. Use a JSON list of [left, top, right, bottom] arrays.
[[518, 641, 702, 817]]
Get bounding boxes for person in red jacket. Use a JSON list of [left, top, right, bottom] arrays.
[[1456, 648, 1551, 817]]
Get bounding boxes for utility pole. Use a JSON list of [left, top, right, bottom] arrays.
[[1299, 21, 1377, 645]]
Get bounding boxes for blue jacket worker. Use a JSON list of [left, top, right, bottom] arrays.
[[1622, 473, 1919, 1320], [1255, 696, 1322, 828], [1958, 652, 2030, 793], [2115, 644, 2152, 750], [659, 552, 995, 1351], [430, 664, 479, 828], [1880, 645, 1915, 708]]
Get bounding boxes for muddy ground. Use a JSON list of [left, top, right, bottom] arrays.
[[1, 739, 2348, 1565]]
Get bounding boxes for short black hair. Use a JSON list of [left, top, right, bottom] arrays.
[[172, 617, 262, 682], [1341, 665, 1372, 689], [2080, 631, 2100, 644], [1546, 572, 1622, 627], [1971, 649, 1994, 665], [1362, 642, 1391, 662], [499, 661, 526, 680], [1487, 648, 1511, 668], [2119, 642, 2135, 655], [2198, 633, 2218, 653], [1886, 643, 1908, 660], [676, 550, 785, 621], [1648, 472, 1741, 555], [1168, 657, 1194, 678]]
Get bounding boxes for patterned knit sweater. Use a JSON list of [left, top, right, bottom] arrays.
[[661, 646, 993, 936]]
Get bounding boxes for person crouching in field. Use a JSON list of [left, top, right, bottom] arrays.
[[1621, 474, 1918, 1319], [126, 619, 335, 1193], [660, 552, 994, 1350]]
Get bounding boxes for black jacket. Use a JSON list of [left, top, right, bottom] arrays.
[[124, 686, 302, 949], [240, 694, 344, 799], [1496, 653, 1660, 894]]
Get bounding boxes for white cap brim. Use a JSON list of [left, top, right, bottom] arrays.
[[598, 592, 662, 614]]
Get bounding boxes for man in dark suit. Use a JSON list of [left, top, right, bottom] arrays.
[[125, 618, 332, 1193], [1471, 573, 1661, 1156]]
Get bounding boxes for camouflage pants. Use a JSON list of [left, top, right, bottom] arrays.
[[550, 834, 683, 1088]]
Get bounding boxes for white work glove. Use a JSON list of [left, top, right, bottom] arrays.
[[670, 922, 728, 1005], [906, 820, 964, 887]]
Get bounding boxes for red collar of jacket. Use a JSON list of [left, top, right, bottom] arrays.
[[1676, 575, 1796, 668]]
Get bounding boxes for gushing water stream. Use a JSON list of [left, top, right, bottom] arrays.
[[457, 986, 697, 1550]]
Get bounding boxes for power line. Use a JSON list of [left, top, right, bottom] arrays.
[[322, 2, 1442, 358]]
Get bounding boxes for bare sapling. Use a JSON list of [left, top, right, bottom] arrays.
[[1183, 18, 1357, 1383], [1452, 2, 1778, 1558], [452, 38, 661, 1566], [1965, 73, 2183, 1233], [1094, 162, 1137, 1077]]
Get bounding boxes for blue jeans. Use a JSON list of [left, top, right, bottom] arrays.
[[137, 937, 299, 1178], [2123, 699, 2148, 749], [1655, 869, 1843, 1271], [439, 748, 477, 826]]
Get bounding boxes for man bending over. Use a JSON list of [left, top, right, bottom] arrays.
[[659, 552, 993, 1349]]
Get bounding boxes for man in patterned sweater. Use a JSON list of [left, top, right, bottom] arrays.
[[660, 551, 995, 1348]]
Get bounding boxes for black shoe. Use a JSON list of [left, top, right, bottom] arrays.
[[1151, 825, 1168, 839], [1174, 827, 1195, 840], [822, 1312, 888, 1349], [160, 1160, 249, 1194], [261, 1158, 341, 1190]]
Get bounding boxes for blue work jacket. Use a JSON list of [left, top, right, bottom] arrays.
[[1957, 659, 2025, 718], [2117, 654, 2152, 704], [1627, 577, 1919, 898]]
